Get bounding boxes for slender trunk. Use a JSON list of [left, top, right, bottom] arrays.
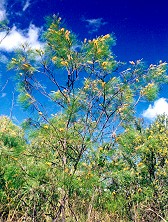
[[62, 138, 67, 222], [86, 190, 96, 222]]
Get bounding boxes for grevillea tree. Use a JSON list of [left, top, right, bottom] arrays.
[[1, 15, 167, 221]]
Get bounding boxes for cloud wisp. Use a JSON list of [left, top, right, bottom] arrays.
[[0, 54, 8, 63], [23, 0, 30, 11], [0, 0, 6, 21], [83, 17, 107, 33], [1, 93, 6, 98], [0, 24, 43, 51], [142, 98, 168, 120]]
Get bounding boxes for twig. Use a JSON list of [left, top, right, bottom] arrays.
[[145, 207, 167, 222]]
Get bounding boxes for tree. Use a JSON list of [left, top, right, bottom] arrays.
[[117, 115, 168, 221], [3, 15, 168, 221], [0, 116, 27, 219]]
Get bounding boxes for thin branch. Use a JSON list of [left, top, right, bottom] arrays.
[[9, 92, 15, 119], [0, 79, 8, 92]]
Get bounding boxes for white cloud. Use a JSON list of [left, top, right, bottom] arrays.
[[0, 0, 6, 21], [83, 18, 107, 33], [0, 24, 43, 51], [23, 0, 30, 11], [142, 98, 168, 120]]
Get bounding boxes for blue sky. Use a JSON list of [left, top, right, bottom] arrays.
[[1, 0, 168, 122]]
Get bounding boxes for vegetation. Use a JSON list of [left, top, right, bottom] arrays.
[[0, 15, 168, 221]]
